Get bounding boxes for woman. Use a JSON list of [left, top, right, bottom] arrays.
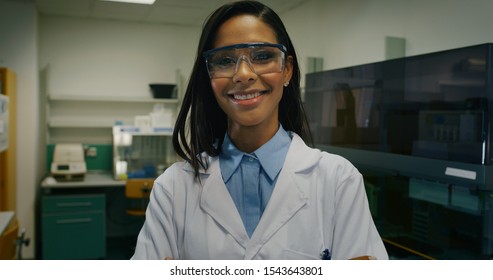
[[132, 0, 388, 260]]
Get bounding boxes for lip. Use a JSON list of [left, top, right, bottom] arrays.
[[227, 89, 269, 106]]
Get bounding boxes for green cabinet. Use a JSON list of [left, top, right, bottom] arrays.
[[41, 194, 106, 259]]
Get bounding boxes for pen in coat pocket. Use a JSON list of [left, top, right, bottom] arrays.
[[321, 249, 331, 260]]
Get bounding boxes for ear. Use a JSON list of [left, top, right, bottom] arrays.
[[283, 55, 294, 85]]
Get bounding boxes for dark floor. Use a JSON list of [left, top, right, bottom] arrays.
[[105, 235, 138, 260]]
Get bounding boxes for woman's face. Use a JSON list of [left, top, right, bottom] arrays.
[[209, 15, 292, 132]]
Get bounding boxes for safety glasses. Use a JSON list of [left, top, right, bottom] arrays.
[[203, 42, 287, 79]]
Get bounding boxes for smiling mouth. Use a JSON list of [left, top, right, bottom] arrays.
[[230, 90, 269, 100]]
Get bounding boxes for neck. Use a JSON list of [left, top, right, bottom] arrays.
[[228, 122, 279, 153]]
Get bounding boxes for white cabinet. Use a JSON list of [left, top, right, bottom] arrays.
[[46, 94, 180, 144]]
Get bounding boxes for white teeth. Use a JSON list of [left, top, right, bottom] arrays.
[[234, 92, 262, 100]]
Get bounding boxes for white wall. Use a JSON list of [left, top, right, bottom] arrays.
[[0, 0, 39, 259], [39, 16, 199, 98], [284, 0, 493, 75], [42, 0, 492, 95]]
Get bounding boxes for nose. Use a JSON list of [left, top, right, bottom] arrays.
[[233, 56, 257, 83]]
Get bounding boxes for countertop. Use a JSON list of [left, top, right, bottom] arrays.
[[41, 171, 126, 189]]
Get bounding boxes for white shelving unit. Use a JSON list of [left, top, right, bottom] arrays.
[[46, 94, 180, 144]]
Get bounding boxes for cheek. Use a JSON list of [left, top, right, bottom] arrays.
[[210, 79, 227, 99], [210, 79, 233, 115], [262, 74, 284, 94]]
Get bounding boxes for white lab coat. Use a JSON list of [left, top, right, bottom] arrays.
[[132, 133, 388, 260]]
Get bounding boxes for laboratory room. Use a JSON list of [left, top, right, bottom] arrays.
[[1, 0, 493, 262]]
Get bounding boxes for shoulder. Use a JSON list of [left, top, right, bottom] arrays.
[[288, 133, 358, 176], [318, 149, 359, 174], [152, 161, 192, 196], [153, 156, 219, 193]]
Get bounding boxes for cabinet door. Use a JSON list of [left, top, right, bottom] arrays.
[[43, 194, 105, 213], [42, 211, 105, 260], [41, 194, 106, 260]]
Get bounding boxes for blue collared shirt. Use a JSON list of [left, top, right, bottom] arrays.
[[219, 125, 292, 237]]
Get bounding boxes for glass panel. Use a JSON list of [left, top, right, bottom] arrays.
[[305, 43, 493, 259], [112, 126, 174, 180], [305, 44, 491, 164], [364, 173, 493, 259]]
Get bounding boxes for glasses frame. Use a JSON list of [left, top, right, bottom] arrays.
[[203, 42, 288, 78]]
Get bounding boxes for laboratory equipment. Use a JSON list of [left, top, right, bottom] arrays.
[[50, 143, 87, 181], [304, 43, 493, 259], [113, 125, 175, 180]]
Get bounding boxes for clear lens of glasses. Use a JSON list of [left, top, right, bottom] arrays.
[[204, 43, 286, 78]]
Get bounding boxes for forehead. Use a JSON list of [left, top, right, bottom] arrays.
[[213, 15, 278, 48]]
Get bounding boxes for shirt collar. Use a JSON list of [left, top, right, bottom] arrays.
[[220, 125, 292, 182], [220, 134, 244, 182]]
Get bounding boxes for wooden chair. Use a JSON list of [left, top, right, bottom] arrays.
[[0, 218, 19, 259], [125, 179, 154, 216]]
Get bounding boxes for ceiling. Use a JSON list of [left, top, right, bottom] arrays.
[[34, 0, 309, 26]]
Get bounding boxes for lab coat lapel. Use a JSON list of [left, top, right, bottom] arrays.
[[199, 158, 250, 248], [245, 172, 307, 259], [244, 134, 318, 259]]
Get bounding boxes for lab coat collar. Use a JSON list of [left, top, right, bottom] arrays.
[[244, 133, 321, 259], [187, 133, 323, 258], [283, 132, 321, 173], [199, 157, 250, 248]]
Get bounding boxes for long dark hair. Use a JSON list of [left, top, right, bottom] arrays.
[[172, 0, 312, 178]]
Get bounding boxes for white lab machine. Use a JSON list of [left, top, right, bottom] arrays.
[[50, 143, 87, 181]]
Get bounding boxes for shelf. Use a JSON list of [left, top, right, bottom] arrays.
[[45, 90, 181, 144], [113, 125, 173, 136], [49, 116, 123, 128], [316, 144, 493, 189], [48, 94, 179, 104]]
